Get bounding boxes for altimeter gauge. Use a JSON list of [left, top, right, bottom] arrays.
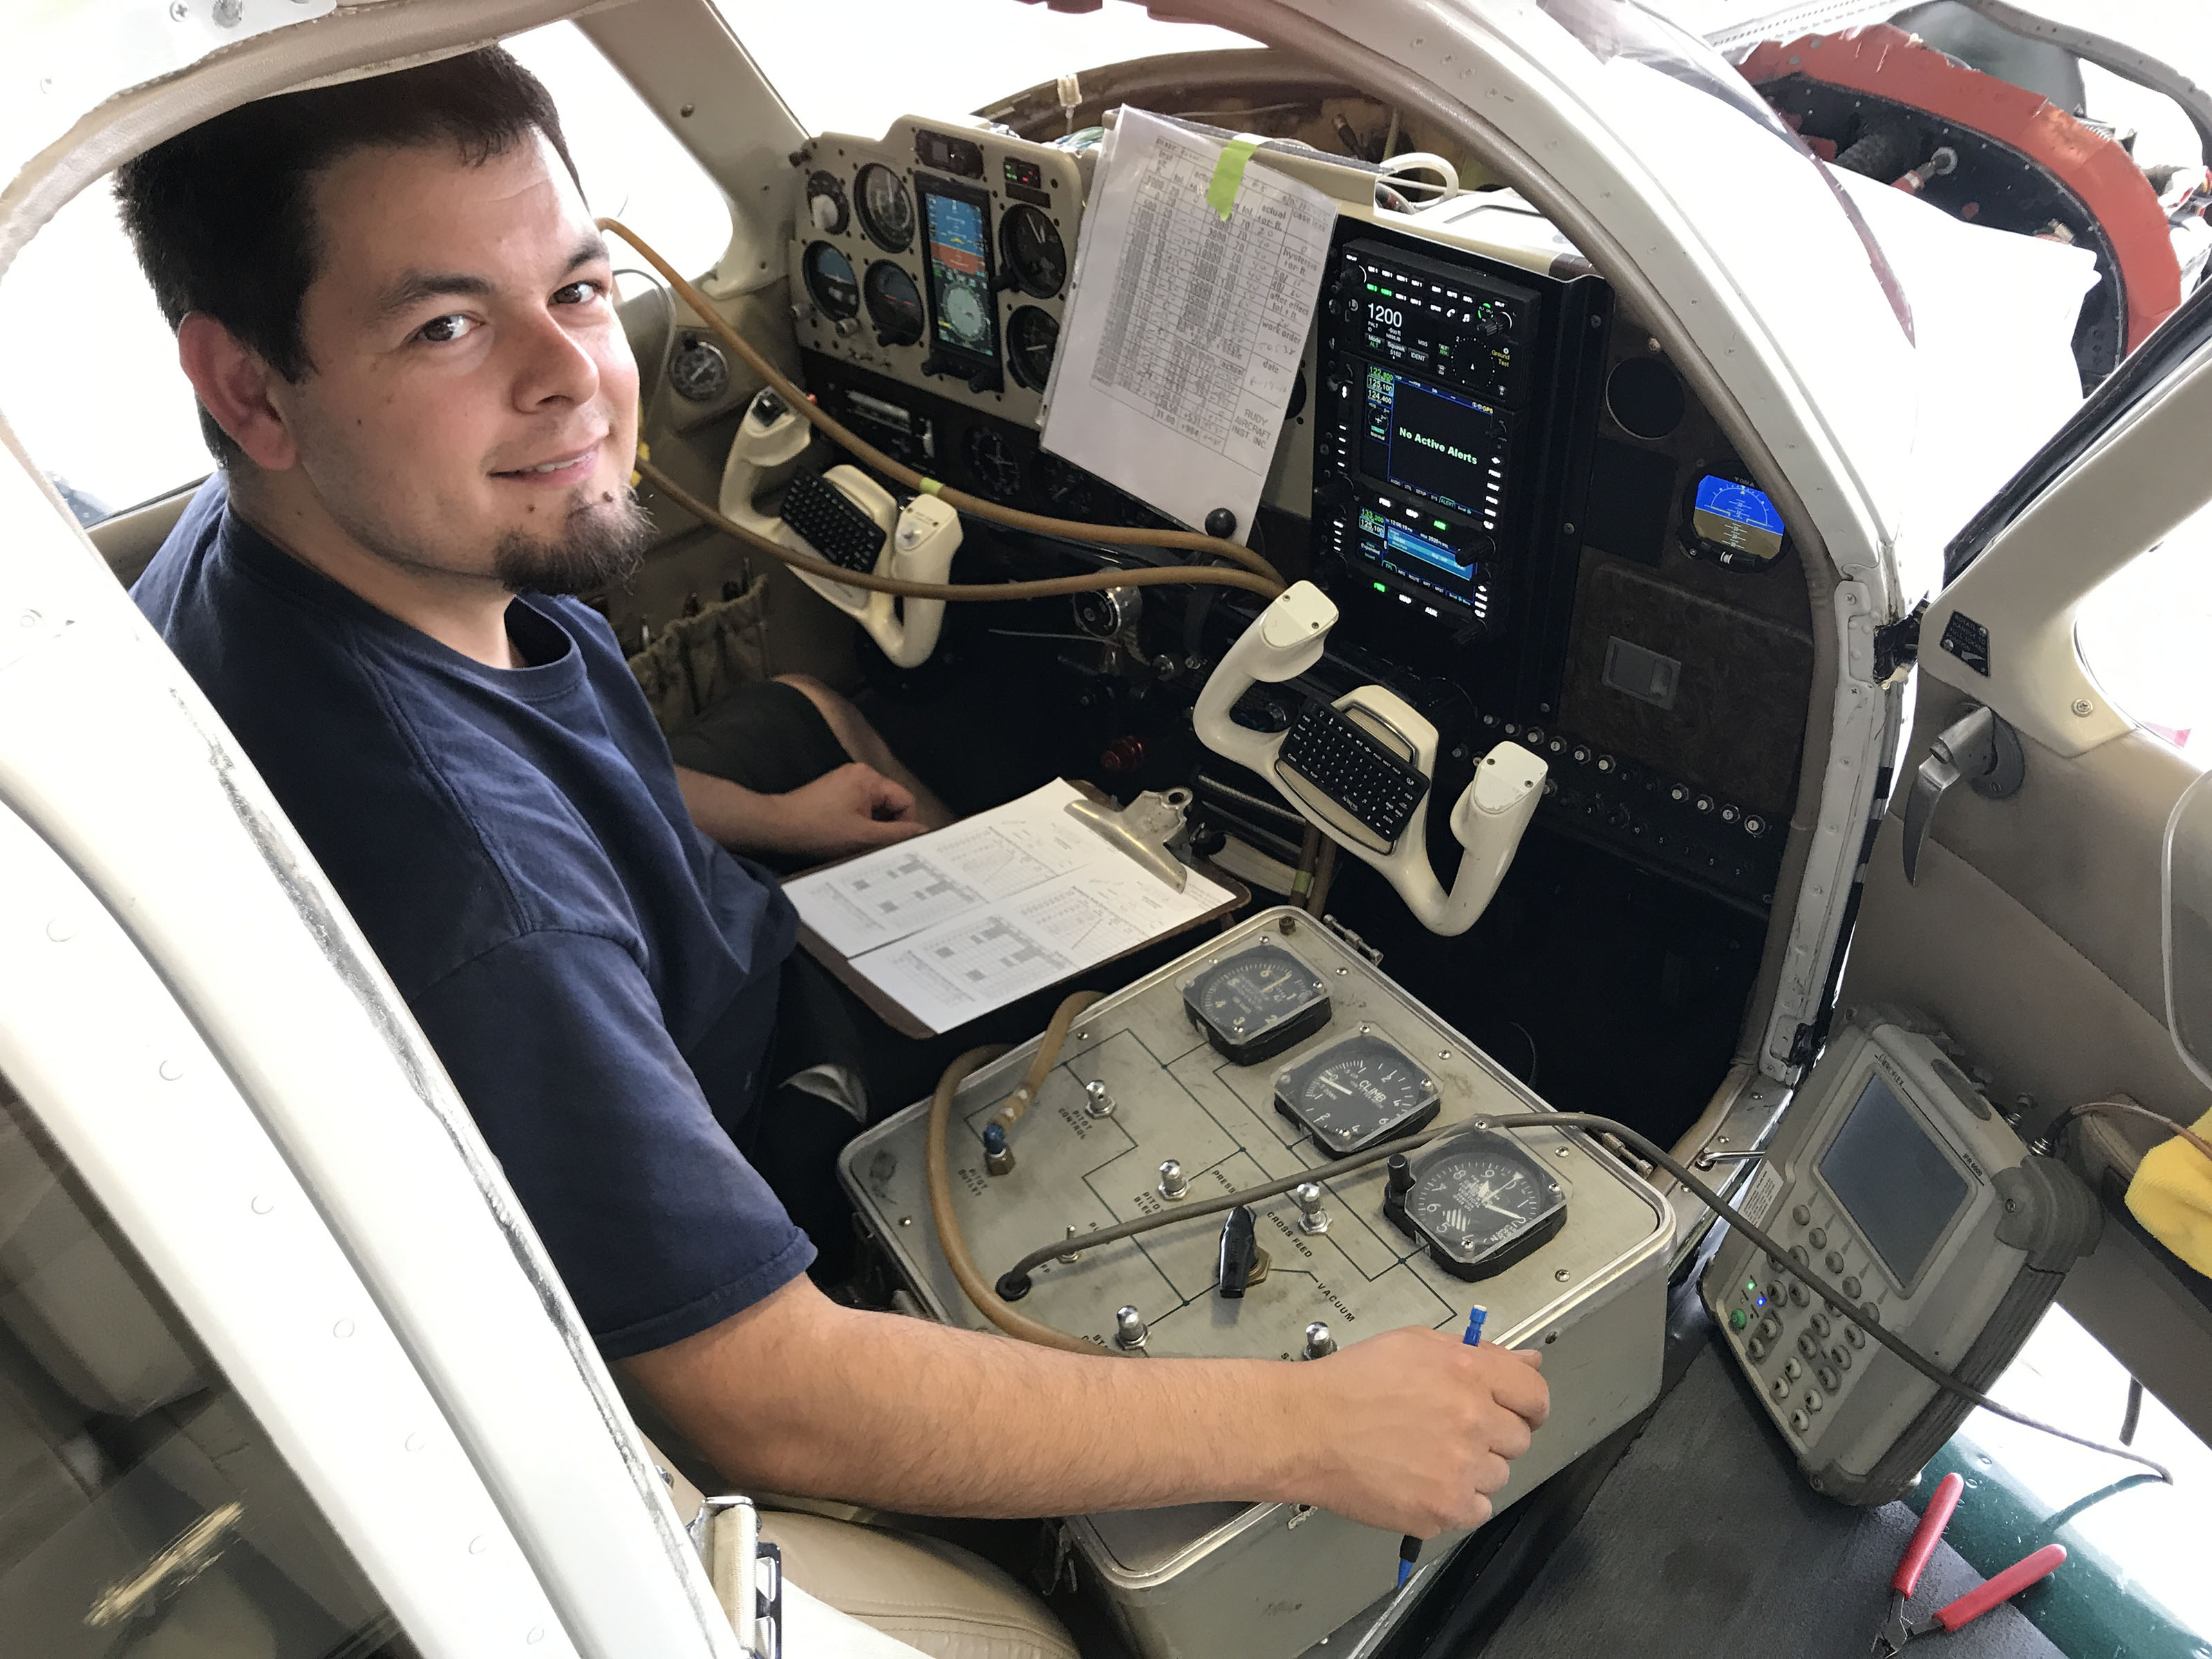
[[1273, 1033, 1441, 1154], [1182, 942, 1331, 1065], [1386, 1128, 1568, 1280]]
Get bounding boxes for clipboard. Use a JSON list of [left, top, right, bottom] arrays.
[[788, 779, 1250, 1040]]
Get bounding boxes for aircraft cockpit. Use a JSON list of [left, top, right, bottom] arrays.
[[2, 3, 2210, 1658]]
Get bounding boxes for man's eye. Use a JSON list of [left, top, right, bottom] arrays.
[[418, 313, 476, 344], [554, 280, 605, 306]]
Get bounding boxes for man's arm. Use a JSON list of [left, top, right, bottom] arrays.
[[622, 1274, 1548, 1535], [675, 762, 926, 860]]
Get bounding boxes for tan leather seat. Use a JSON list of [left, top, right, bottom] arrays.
[[758, 1510, 1078, 1659]]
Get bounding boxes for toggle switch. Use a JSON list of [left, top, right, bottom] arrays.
[[1294, 1181, 1332, 1235], [1302, 1321, 1337, 1360], [1114, 1306, 1149, 1352], [1217, 1206, 1265, 1298], [1084, 1078, 1117, 1118], [1159, 1159, 1190, 1201]]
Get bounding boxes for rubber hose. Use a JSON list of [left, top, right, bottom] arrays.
[[924, 992, 1107, 1355], [637, 454, 1282, 604], [599, 217, 1287, 588]]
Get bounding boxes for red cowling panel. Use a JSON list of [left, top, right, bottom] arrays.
[[1741, 23, 2182, 350]]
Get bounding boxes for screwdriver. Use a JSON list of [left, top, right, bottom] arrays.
[[1398, 1304, 1487, 1588]]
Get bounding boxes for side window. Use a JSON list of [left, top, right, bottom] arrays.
[[0, 185, 209, 525], [2074, 497, 2212, 757], [0, 1076, 415, 1658], [505, 23, 734, 280]]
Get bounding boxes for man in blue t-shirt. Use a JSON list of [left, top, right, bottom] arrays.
[[115, 48, 1548, 1534]]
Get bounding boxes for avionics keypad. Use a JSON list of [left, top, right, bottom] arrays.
[[781, 469, 887, 574], [1723, 1193, 1882, 1446], [1275, 702, 1428, 849]]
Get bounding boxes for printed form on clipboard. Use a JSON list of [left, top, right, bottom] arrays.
[[785, 780, 1237, 1036]]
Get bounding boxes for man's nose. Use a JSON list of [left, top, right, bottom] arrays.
[[511, 305, 602, 411]]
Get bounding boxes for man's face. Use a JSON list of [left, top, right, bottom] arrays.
[[271, 131, 643, 592]]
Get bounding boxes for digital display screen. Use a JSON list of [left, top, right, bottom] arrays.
[[921, 187, 995, 360], [1817, 1070, 1971, 1293], [1690, 474, 1786, 563], [1356, 507, 1480, 608], [1360, 365, 1499, 521]]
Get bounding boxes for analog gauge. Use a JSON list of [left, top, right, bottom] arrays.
[[1273, 1033, 1441, 1155], [959, 425, 1026, 505], [801, 242, 859, 319], [863, 262, 924, 347], [1182, 941, 1332, 1065], [1032, 451, 1096, 518], [668, 335, 731, 404], [1386, 1129, 1568, 1281], [804, 169, 849, 236], [1000, 205, 1068, 298], [1006, 306, 1060, 392], [856, 163, 915, 252]]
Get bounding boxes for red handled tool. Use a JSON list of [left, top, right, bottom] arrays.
[[1871, 1471, 2066, 1655]]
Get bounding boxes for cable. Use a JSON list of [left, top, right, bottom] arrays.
[[596, 217, 1287, 588], [964, 1099, 2173, 1483], [2050, 1099, 2212, 1168], [635, 453, 1282, 606]]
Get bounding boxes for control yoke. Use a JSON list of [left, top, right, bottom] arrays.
[[718, 389, 961, 668], [1194, 582, 1546, 936]]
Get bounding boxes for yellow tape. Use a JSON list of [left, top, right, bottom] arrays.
[[1206, 134, 1266, 221], [1291, 868, 1313, 896], [629, 435, 651, 489], [918, 477, 944, 496]]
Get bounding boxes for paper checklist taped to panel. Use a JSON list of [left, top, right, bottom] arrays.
[[1040, 109, 1335, 536], [786, 780, 1232, 1034]]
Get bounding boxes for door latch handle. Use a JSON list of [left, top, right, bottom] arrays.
[[1902, 704, 2025, 884]]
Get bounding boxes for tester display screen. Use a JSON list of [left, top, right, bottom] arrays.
[[1818, 1071, 1970, 1291], [1360, 366, 1498, 521], [921, 187, 995, 359], [1356, 508, 1481, 608], [1690, 474, 1786, 563]]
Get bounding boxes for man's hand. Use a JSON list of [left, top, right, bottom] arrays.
[[1287, 1327, 1548, 1536], [769, 762, 927, 859], [674, 761, 926, 860]]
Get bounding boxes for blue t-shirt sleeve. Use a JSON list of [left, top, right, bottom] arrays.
[[411, 928, 814, 1359]]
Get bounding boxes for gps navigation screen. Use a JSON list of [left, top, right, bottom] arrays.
[[922, 187, 995, 359], [1360, 366, 1497, 520]]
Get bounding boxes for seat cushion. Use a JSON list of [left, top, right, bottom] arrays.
[[758, 1511, 1076, 1659]]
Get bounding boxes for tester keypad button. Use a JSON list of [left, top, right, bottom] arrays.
[[1841, 1275, 1863, 1300], [1844, 1324, 1865, 1349], [1782, 1358, 1803, 1382], [1789, 1245, 1809, 1268], [1816, 1365, 1841, 1392], [1763, 1280, 1784, 1306], [1756, 1316, 1781, 1342], [1797, 1331, 1820, 1360], [1807, 1226, 1828, 1250], [1792, 1203, 1812, 1227], [1746, 1335, 1770, 1361], [1801, 1389, 1824, 1414], [1729, 1308, 1748, 1331], [1808, 1313, 1830, 1338], [1828, 1345, 1852, 1371], [1788, 1283, 1810, 1307], [1788, 1409, 1810, 1434], [1825, 1250, 1846, 1274], [1770, 1376, 1790, 1400]]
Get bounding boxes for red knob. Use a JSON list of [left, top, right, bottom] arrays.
[[1100, 736, 1145, 774]]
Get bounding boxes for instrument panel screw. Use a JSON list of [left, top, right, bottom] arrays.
[[2071, 697, 2094, 717], [1554, 1268, 1572, 1282], [1279, 915, 1296, 934]]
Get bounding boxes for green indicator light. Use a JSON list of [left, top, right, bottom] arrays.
[[1365, 283, 1378, 291], [1373, 582, 1387, 594], [1743, 1280, 1757, 1296], [1434, 519, 1448, 532]]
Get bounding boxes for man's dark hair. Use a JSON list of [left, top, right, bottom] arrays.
[[114, 47, 581, 465]]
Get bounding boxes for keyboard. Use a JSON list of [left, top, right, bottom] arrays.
[[1277, 702, 1428, 847], [781, 469, 885, 574]]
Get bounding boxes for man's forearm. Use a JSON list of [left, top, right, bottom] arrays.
[[629, 1288, 1303, 1518], [673, 765, 789, 852], [623, 1277, 1546, 1533]]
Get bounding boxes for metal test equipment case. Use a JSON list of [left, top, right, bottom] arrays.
[[841, 908, 1674, 1659]]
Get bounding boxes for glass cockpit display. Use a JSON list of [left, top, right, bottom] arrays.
[[1816, 1070, 1970, 1293], [1685, 471, 1788, 568], [919, 177, 1000, 371], [1361, 366, 1502, 522]]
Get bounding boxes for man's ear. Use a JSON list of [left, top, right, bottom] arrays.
[[176, 312, 299, 471]]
